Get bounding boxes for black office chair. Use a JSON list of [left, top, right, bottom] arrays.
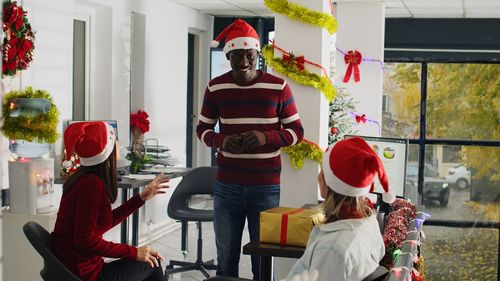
[[23, 221, 81, 281], [165, 166, 218, 280]]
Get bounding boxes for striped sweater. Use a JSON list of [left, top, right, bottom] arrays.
[[196, 71, 304, 185]]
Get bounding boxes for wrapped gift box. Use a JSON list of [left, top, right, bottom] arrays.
[[260, 207, 322, 247]]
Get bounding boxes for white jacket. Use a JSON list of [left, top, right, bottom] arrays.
[[286, 215, 385, 281]]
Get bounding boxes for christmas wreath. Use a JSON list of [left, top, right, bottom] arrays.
[[2, 0, 35, 77]]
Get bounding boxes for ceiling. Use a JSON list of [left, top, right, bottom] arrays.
[[168, 0, 500, 18]]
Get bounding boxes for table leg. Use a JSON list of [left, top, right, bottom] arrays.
[[260, 256, 273, 281], [132, 187, 140, 246], [120, 188, 129, 244]]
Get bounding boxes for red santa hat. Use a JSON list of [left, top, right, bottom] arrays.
[[211, 18, 260, 54], [62, 121, 116, 168], [322, 137, 396, 204]]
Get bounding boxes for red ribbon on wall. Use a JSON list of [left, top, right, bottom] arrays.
[[355, 113, 367, 124], [280, 208, 305, 245], [283, 53, 305, 71], [269, 40, 332, 85], [342, 50, 362, 83]]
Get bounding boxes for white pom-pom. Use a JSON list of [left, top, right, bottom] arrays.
[[62, 160, 73, 169], [211, 40, 220, 48], [382, 192, 396, 204]]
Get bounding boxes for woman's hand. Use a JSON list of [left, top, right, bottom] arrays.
[[136, 246, 164, 267], [139, 174, 170, 201]]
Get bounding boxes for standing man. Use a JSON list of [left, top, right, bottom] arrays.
[[196, 19, 304, 280]]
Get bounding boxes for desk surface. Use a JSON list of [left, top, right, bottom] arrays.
[[243, 241, 305, 259]]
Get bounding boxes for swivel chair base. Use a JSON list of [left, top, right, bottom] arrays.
[[165, 222, 217, 280]]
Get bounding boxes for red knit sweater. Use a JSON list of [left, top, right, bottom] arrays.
[[51, 174, 143, 281], [196, 71, 304, 185]]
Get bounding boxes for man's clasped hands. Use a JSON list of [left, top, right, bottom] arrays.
[[222, 130, 267, 153]]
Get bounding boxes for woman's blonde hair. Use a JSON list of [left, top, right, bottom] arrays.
[[322, 188, 373, 224]]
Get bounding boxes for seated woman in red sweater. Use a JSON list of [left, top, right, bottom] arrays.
[[52, 121, 168, 281]]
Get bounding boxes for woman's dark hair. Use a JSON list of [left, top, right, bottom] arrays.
[[62, 145, 118, 203]]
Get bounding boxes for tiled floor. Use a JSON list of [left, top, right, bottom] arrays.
[[149, 196, 253, 281]]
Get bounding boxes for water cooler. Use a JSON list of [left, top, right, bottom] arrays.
[[8, 157, 56, 214]]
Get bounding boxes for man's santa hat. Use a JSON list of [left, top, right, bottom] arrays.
[[211, 18, 260, 55], [62, 121, 116, 168], [322, 137, 396, 204]]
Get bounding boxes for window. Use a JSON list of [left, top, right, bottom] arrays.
[[383, 61, 499, 281]]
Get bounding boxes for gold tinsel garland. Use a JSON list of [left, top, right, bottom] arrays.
[[261, 45, 336, 103], [282, 139, 323, 169], [264, 0, 338, 34]]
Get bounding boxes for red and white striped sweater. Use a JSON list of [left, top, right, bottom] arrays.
[[196, 71, 304, 185]]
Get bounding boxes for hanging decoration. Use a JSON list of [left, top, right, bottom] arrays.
[[336, 48, 385, 84], [342, 50, 362, 83], [350, 111, 381, 135], [282, 139, 323, 170], [2, 0, 35, 77], [283, 53, 305, 71], [262, 44, 336, 102], [264, 0, 338, 34]]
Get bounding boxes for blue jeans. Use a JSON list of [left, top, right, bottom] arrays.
[[214, 181, 280, 280]]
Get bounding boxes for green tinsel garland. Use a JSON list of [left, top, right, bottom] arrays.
[[1, 87, 60, 143], [262, 45, 336, 102], [264, 0, 338, 34], [282, 140, 323, 170]]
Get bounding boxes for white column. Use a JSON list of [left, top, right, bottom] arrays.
[[274, 0, 331, 278], [335, 1, 385, 137]]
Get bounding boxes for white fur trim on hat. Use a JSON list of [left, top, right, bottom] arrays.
[[211, 40, 220, 48], [322, 147, 371, 197], [382, 192, 396, 204], [223, 37, 260, 54], [62, 160, 73, 169], [79, 123, 116, 166]]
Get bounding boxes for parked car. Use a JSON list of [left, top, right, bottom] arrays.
[[407, 163, 450, 206], [445, 165, 471, 189]]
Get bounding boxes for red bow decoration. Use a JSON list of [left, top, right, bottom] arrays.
[[283, 52, 305, 71], [355, 114, 367, 124], [342, 50, 362, 83]]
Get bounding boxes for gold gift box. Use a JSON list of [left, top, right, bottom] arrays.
[[260, 207, 322, 247]]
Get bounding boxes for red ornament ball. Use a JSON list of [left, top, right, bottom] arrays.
[[330, 127, 338, 134]]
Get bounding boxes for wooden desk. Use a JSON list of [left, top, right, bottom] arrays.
[[242, 241, 305, 281], [119, 167, 192, 246]]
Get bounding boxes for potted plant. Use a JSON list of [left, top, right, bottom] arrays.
[[128, 109, 151, 173]]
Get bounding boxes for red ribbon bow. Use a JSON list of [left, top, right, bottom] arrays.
[[283, 53, 305, 71], [355, 114, 367, 124], [342, 50, 362, 83]]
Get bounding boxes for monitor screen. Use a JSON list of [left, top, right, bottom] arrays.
[[344, 135, 408, 198]]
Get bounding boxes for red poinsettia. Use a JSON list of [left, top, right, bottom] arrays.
[[130, 110, 150, 134]]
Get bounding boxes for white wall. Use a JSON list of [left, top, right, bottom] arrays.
[[0, 0, 214, 265]]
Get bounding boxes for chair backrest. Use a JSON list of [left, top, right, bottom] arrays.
[[23, 221, 81, 281], [167, 166, 216, 220]]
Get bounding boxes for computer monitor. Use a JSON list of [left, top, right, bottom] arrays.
[[344, 135, 408, 199]]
